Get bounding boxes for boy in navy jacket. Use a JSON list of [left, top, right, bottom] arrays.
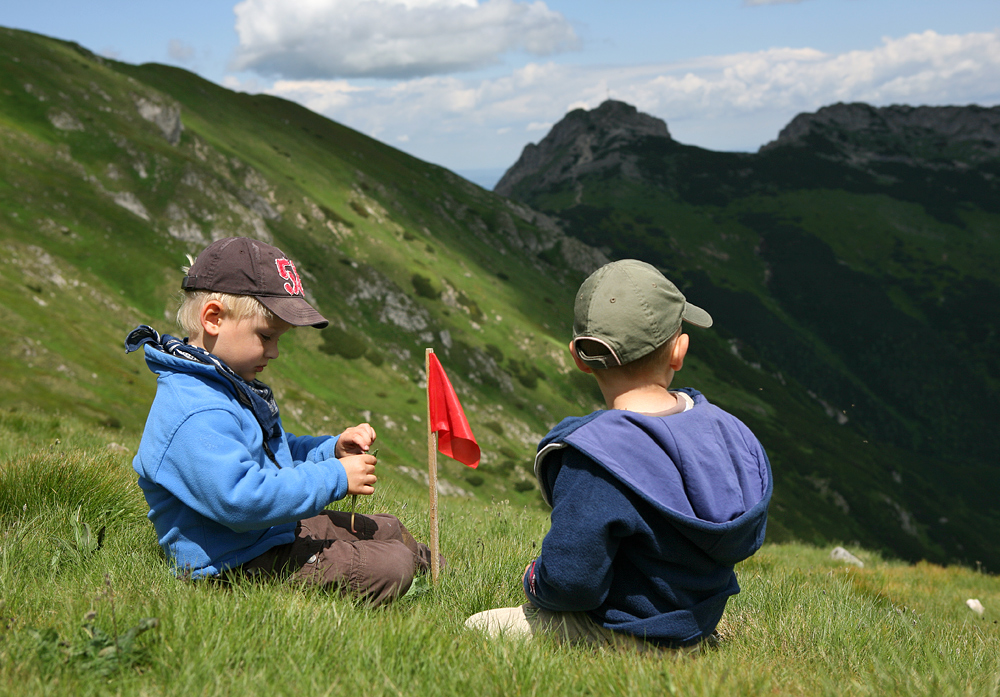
[[127, 237, 431, 604], [466, 260, 771, 649]]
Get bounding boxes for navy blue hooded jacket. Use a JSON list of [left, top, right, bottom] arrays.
[[523, 388, 771, 647]]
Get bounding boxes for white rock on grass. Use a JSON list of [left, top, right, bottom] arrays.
[[135, 97, 183, 145], [830, 546, 864, 568], [113, 192, 150, 220], [49, 111, 84, 131], [966, 599, 985, 615]]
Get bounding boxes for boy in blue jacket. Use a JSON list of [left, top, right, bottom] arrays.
[[466, 259, 772, 649], [126, 236, 431, 605]]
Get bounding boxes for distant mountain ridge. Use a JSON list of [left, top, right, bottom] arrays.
[[760, 102, 1000, 166], [494, 100, 671, 197], [497, 99, 1000, 198]]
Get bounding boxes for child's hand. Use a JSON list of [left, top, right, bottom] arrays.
[[342, 452, 377, 496], [335, 422, 376, 458]]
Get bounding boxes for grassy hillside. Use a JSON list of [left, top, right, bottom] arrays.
[[501, 111, 1000, 571], [0, 413, 998, 696], [0, 26, 606, 509], [0, 25, 996, 572]]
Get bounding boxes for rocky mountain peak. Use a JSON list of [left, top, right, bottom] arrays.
[[494, 100, 671, 197], [760, 102, 1000, 166]]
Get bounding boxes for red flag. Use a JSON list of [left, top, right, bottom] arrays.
[[427, 352, 480, 468]]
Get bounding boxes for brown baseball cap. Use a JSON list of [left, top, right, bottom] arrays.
[[182, 237, 329, 328]]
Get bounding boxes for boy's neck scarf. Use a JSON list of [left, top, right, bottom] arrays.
[[125, 325, 282, 462]]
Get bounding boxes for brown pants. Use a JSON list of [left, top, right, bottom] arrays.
[[232, 511, 431, 606]]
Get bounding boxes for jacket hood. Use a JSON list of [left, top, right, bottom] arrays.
[[535, 389, 771, 566], [143, 343, 220, 380]]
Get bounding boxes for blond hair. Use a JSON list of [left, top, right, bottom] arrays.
[[176, 291, 276, 336]]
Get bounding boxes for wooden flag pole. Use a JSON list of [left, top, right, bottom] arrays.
[[426, 348, 440, 586]]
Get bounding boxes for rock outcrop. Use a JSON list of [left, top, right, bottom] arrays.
[[494, 100, 671, 198], [760, 102, 1000, 166], [135, 97, 184, 146]]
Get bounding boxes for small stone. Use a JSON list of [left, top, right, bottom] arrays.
[[966, 599, 985, 615], [48, 111, 83, 131], [830, 546, 864, 568]]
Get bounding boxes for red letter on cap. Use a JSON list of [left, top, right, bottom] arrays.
[[275, 258, 303, 296]]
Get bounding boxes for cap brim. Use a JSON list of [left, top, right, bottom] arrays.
[[682, 302, 713, 328], [257, 295, 329, 328]]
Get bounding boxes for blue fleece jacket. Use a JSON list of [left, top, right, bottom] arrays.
[[133, 345, 349, 578], [523, 388, 771, 647]]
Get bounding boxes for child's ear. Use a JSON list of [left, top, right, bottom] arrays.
[[200, 300, 225, 337], [568, 340, 594, 374], [670, 333, 689, 372]]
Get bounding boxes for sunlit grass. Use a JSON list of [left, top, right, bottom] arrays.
[[0, 418, 997, 696]]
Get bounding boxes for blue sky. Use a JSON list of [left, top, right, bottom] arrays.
[[5, 0, 999, 187]]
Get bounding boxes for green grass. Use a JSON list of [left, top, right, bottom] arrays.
[[0, 417, 998, 696]]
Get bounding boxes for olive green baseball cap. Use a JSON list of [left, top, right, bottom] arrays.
[[572, 260, 713, 369]]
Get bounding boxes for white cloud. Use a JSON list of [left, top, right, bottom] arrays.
[[222, 75, 261, 93], [271, 79, 373, 112], [265, 29, 1000, 167], [168, 39, 196, 64], [620, 30, 1000, 119], [232, 0, 578, 79]]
